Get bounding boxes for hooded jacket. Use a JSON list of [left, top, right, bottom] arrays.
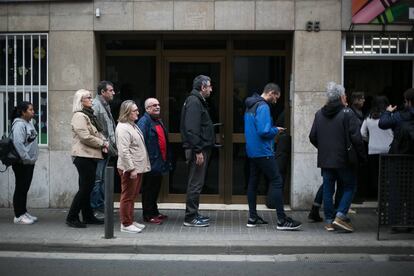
[[379, 107, 414, 133], [309, 100, 366, 168], [180, 89, 215, 153], [11, 118, 39, 164], [244, 93, 279, 158], [379, 106, 414, 154]]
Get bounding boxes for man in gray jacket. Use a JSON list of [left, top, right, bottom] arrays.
[[91, 81, 117, 219]]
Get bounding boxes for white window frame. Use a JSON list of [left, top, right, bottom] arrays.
[[0, 33, 48, 146]]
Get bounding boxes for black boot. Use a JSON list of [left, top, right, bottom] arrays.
[[308, 205, 323, 222]]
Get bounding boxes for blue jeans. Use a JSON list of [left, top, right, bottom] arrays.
[[90, 157, 109, 210], [322, 168, 357, 223], [248, 156, 286, 220]]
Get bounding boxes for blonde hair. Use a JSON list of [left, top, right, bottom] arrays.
[[118, 100, 137, 123], [72, 89, 92, 113]]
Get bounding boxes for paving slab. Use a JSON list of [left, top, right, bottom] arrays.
[[0, 208, 413, 255]]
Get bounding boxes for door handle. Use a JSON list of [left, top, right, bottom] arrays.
[[214, 123, 224, 148]]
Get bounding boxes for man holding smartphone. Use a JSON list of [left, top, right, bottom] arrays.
[[244, 83, 301, 230]]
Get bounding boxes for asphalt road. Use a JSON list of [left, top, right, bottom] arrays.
[[0, 252, 414, 276]]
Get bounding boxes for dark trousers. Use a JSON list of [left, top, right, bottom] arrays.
[[12, 163, 35, 217], [313, 182, 343, 209], [248, 156, 286, 220], [67, 157, 97, 221], [184, 149, 211, 222], [367, 154, 380, 199], [142, 173, 162, 218]]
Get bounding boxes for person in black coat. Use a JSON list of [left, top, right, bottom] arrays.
[[309, 82, 366, 232], [180, 75, 215, 227]]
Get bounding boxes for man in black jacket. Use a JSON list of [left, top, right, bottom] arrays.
[[309, 82, 366, 233], [180, 75, 215, 227]]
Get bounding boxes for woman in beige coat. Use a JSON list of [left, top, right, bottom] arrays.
[[116, 100, 151, 233], [67, 89, 109, 228]]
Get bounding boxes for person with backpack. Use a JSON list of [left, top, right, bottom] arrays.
[[10, 101, 39, 225], [379, 88, 414, 154]]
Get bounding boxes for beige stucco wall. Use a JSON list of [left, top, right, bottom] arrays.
[[0, 0, 410, 208]]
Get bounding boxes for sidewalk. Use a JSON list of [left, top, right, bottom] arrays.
[[0, 208, 413, 255]]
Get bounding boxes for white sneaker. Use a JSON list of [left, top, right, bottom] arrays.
[[133, 222, 146, 230], [13, 215, 34, 225], [120, 224, 142, 233], [25, 212, 38, 222]]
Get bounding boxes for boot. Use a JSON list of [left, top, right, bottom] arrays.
[[308, 205, 323, 222]]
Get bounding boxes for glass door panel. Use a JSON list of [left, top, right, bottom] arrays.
[[232, 56, 286, 198], [166, 61, 223, 200]]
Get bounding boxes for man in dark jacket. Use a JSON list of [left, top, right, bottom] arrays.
[[244, 83, 301, 230], [138, 98, 171, 225], [309, 82, 366, 233], [379, 88, 414, 154], [180, 75, 215, 227]]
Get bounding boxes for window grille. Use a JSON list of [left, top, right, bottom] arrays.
[[0, 33, 48, 145], [344, 33, 414, 56]]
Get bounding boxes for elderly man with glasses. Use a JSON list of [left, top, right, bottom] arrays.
[[137, 98, 171, 224]]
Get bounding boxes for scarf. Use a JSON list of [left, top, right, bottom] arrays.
[[80, 107, 103, 132]]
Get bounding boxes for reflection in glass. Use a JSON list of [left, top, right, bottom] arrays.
[[232, 143, 268, 196], [233, 56, 285, 133], [105, 56, 156, 120]]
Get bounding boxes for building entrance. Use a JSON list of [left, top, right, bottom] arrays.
[[102, 34, 291, 204]]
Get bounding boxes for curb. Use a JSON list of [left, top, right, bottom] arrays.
[[1, 242, 413, 255]]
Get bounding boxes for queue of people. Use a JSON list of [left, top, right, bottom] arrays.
[[7, 76, 414, 234]]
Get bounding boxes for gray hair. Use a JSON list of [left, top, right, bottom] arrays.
[[72, 89, 91, 113], [326, 82, 345, 102], [192, 75, 211, 91], [144, 98, 159, 109]]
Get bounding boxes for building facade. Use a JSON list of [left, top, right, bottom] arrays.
[[0, 0, 413, 209]]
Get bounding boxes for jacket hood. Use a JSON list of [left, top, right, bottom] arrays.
[[12, 118, 27, 124], [245, 93, 266, 109], [321, 99, 345, 118]]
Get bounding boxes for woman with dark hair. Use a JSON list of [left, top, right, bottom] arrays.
[[10, 101, 39, 224], [360, 96, 394, 199]]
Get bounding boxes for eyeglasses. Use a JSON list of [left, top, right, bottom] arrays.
[[83, 96, 92, 100]]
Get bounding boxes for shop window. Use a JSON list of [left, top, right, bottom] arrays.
[[0, 34, 48, 145]]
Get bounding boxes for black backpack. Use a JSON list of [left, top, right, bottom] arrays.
[[389, 119, 414, 154], [0, 124, 21, 172]]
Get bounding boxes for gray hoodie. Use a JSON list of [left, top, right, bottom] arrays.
[[11, 118, 39, 164]]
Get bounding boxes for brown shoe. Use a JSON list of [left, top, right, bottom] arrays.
[[333, 217, 354, 232], [324, 224, 335, 232]]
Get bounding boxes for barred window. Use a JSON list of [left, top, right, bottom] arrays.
[[0, 34, 48, 145]]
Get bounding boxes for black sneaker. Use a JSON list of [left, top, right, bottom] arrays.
[[66, 219, 87, 228], [183, 218, 209, 227], [197, 214, 210, 222], [277, 217, 302, 231], [246, 216, 268, 228]]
